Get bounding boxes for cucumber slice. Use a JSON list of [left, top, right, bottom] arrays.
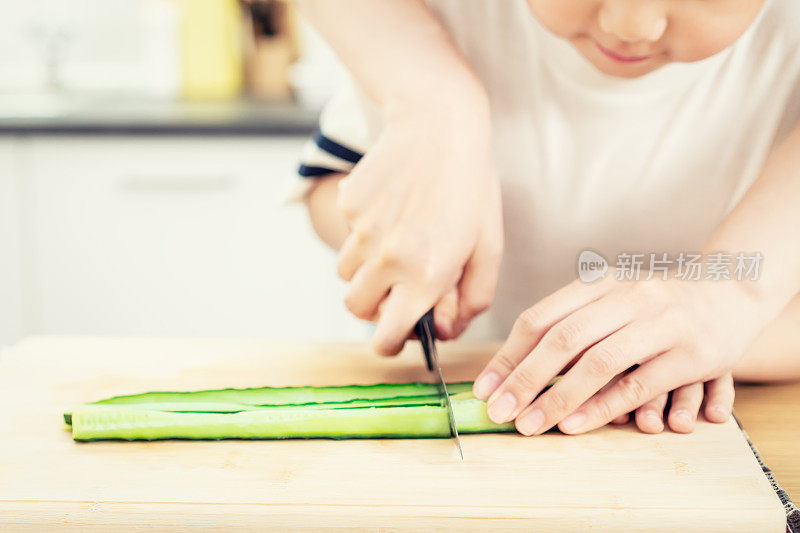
[[94, 382, 474, 408], [65, 382, 524, 441], [74, 394, 448, 417], [69, 393, 514, 441], [64, 382, 474, 426]]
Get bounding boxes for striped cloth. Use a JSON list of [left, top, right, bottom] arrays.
[[735, 414, 800, 532], [286, 73, 378, 204]]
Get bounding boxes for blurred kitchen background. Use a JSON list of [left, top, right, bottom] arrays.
[[0, 0, 367, 347]]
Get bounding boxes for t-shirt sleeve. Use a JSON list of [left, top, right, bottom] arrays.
[[763, 0, 800, 147], [285, 74, 383, 202]]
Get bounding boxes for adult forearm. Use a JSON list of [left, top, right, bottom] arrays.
[[734, 294, 800, 382], [702, 122, 800, 313], [295, 1, 500, 352], [294, 0, 487, 116]]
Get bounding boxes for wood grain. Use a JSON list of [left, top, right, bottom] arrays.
[[0, 337, 786, 531], [735, 380, 800, 501]]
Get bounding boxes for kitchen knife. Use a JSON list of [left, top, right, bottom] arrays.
[[414, 309, 464, 460]]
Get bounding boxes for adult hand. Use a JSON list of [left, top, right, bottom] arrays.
[[338, 95, 503, 355], [473, 274, 766, 435]]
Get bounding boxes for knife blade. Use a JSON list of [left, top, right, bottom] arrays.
[[414, 310, 464, 460]]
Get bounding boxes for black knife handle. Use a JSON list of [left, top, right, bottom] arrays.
[[414, 308, 437, 372]]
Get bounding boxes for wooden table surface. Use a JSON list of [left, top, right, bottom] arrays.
[[0, 337, 789, 531], [735, 380, 800, 502]]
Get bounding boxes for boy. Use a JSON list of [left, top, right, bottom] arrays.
[[292, 0, 800, 436]]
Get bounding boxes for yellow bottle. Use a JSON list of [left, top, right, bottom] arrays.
[[179, 0, 244, 100]]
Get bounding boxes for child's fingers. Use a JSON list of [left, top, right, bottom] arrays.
[[493, 294, 638, 428], [433, 289, 460, 340], [590, 372, 628, 425], [448, 317, 471, 341], [634, 393, 668, 434], [667, 382, 703, 433], [473, 279, 612, 401], [558, 349, 697, 434], [514, 315, 671, 435], [372, 284, 433, 356], [611, 413, 630, 425], [344, 261, 391, 321], [456, 194, 504, 327], [704, 373, 734, 423]]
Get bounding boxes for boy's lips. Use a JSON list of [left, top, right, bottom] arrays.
[[593, 39, 653, 63]]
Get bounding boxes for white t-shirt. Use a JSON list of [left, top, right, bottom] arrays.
[[293, 0, 800, 339]]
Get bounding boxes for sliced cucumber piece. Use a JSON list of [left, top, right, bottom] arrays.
[[73, 394, 447, 418], [94, 382, 474, 408], [70, 393, 514, 441], [64, 382, 474, 426]]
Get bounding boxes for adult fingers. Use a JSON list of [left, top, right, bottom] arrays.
[[634, 393, 668, 434], [335, 166, 403, 282], [337, 231, 368, 282], [473, 278, 613, 400], [488, 292, 640, 426], [704, 373, 734, 423], [513, 317, 672, 434], [558, 350, 699, 434], [336, 170, 373, 222], [667, 382, 704, 433]]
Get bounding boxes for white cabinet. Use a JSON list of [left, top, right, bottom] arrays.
[[20, 136, 368, 341], [0, 138, 24, 347]]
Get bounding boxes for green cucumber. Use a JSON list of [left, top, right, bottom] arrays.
[[64, 382, 474, 426], [94, 382, 474, 407], [68, 394, 449, 421], [64, 382, 518, 441], [69, 392, 514, 441]]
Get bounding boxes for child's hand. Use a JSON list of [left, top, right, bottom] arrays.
[[473, 275, 765, 435], [604, 372, 734, 434], [337, 97, 503, 355]]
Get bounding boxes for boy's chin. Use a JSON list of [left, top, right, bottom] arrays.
[[572, 38, 670, 79]]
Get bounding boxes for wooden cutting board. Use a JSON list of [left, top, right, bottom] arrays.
[[0, 336, 785, 531]]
